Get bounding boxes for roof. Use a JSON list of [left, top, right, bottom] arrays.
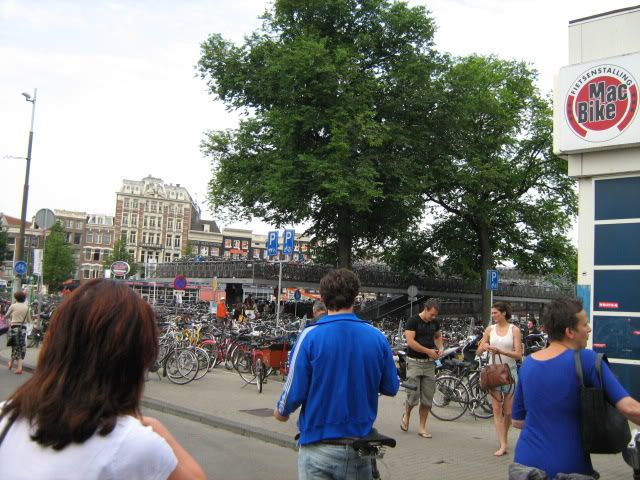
[[570, 5, 640, 24], [0, 214, 31, 228]]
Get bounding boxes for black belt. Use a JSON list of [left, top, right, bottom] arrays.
[[318, 437, 359, 446]]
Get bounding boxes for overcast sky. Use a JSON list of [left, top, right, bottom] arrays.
[[0, 0, 636, 234]]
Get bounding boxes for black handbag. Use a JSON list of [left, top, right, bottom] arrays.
[[574, 350, 631, 454]]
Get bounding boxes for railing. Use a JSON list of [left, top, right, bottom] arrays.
[[149, 260, 572, 300]]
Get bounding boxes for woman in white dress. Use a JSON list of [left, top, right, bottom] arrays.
[[477, 301, 523, 457]]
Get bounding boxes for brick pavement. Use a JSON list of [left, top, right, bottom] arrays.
[[0, 346, 633, 479]]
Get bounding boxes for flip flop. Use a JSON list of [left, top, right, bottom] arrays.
[[417, 432, 432, 439], [400, 414, 408, 432]]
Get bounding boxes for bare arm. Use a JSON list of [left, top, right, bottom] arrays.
[[405, 330, 439, 360], [617, 396, 640, 425], [141, 416, 207, 480], [476, 326, 492, 355], [434, 331, 444, 354]]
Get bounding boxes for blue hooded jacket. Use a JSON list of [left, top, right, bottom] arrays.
[[276, 313, 399, 445]]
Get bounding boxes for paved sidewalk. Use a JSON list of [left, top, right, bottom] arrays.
[[0, 346, 633, 479]]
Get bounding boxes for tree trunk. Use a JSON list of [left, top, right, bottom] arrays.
[[336, 210, 353, 269], [478, 224, 493, 327]]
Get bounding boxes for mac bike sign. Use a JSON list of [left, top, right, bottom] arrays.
[[556, 54, 640, 153]]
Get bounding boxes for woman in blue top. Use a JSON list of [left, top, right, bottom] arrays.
[[512, 297, 640, 478]]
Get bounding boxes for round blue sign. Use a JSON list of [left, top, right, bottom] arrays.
[[173, 275, 188, 290], [294, 289, 301, 301], [14, 261, 27, 276]]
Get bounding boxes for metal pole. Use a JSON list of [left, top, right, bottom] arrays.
[[276, 260, 283, 327], [15, 88, 37, 293]]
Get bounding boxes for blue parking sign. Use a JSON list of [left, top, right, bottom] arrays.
[[283, 229, 295, 255], [267, 231, 279, 256], [486, 269, 500, 291]]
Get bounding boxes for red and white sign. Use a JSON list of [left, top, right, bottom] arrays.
[[556, 53, 640, 153], [597, 301, 619, 309]]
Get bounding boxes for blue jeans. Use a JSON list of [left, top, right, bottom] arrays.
[[298, 443, 372, 479]]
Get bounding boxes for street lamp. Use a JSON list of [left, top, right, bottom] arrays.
[[14, 88, 37, 292]]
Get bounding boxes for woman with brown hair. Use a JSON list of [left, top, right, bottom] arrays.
[[477, 301, 523, 457], [0, 279, 206, 480]]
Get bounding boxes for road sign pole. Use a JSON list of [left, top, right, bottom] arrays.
[[276, 260, 283, 327]]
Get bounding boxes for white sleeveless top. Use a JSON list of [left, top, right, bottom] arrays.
[[489, 324, 517, 368]]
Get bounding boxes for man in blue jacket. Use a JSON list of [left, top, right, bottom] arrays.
[[274, 268, 399, 479]]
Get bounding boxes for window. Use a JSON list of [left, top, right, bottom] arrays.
[[96, 234, 103, 244], [86, 232, 93, 243], [164, 253, 171, 262], [98, 217, 103, 225], [174, 236, 181, 248], [74, 233, 81, 245], [142, 232, 148, 244], [131, 215, 137, 226], [169, 205, 175, 214], [254, 250, 261, 259], [211, 247, 219, 256], [132, 199, 138, 208], [122, 214, 129, 226], [192, 245, 198, 255], [149, 217, 156, 228], [204, 224, 210, 233], [233, 240, 240, 249], [173, 253, 179, 260], [84, 249, 91, 261], [200, 246, 208, 255], [124, 198, 130, 208], [128, 231, 136, 244], [176, 219, 182, 230], [92, 269, 99, 278], [156, 217, 161, 229], [143, 216, 148, 227], [93, 249, 100, 261], [121, 230, 127, 242], [168, 218, 173, 230], [242, 240, 249, 250], [104, 234, 111, 245], [166, 234, 172, 247], [83, 269, 90, 279], [224, 239, 231, 248], [151, 202, 157, 213]]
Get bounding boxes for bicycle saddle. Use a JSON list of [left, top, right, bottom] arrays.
[[352, 429, 396, 449]]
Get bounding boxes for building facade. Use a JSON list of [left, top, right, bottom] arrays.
[[81, 214, 115, 280]]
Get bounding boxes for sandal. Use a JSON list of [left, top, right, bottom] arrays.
[[417, 432, 432, 439], [400, 414, 408, 432]]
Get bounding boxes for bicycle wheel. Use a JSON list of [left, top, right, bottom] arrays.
[[431, 375, 469, 421], [468, 379, 494, 419], [165, 349, 199, 385], [235, 352, 257, 384], [199, 340, 220, 370], [192, 347, 210, 380], [256, 358, 264, 393]]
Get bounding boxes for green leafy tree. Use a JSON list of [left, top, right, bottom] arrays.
[[198, 0, 441, 267], [103, 238, 138, 276], [0, 226, 9, 262], [43, 222, 76, 291], [418, 55, 577, 324], [182, 240, 195, 257]]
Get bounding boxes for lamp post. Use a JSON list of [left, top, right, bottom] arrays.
[[14, 88, 37, 292]]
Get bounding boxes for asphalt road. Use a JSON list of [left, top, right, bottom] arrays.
[[0, 366, 299, 480]]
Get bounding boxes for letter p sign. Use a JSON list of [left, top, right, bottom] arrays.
[[267, 231, 278, 257], [283, 229, 295, 255]]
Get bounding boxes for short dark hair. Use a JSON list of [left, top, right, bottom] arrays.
[[14, 291, 26, 303], [312, 300, 327, 314], [320, 268, 360, 311], [4, 279, 159, 450], [543, 297, 583, 342], [492, 301, 512, 320], [422, 298, 440, 312]]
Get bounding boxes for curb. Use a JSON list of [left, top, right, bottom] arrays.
[[0, 351, 297, 452], [142, 397, 297, 451]]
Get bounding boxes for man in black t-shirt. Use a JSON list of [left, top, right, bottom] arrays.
[[401, 298, 443, 438]]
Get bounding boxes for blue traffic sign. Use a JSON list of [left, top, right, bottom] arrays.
[[294, 289, 301, 301], [267, 231, 279, 256], [173, 275, 188, 290], [283, 229, 295, 255], [14, 261, 27, 276], [487, 269, 500, 291]]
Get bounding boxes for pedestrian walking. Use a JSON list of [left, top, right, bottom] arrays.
[[401, 298, 443, 439], [310, 300, 327, 323], [477, 301, 522, 456], [0, 279, 206, 480], [274, 268, 399, 479], [511, 297, 640, 479], [5, 290, 30, 375]]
